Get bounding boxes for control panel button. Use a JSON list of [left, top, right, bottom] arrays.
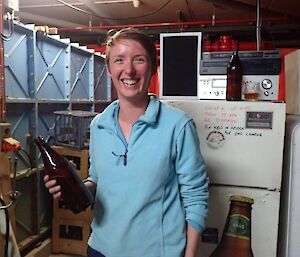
[[262, 79, 272, 89]]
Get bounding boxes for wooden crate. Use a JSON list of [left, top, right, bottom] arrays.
[[51, 146, 92, 219], [51, 145, 89, 179], [50, 145, 93, 255], [53, 198, 93, 220], [52, 218, 91, 256]]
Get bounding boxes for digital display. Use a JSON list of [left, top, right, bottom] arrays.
[[246, 112, 273, 129], [212, 78, 226, 88]]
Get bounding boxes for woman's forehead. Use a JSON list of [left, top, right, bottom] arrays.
[[110, 39, 148, 55]]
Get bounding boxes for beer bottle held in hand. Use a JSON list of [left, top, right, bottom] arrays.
[[34, 136, 94, 214], [226, 50, 243, 101], [209, 195, 254, 257]]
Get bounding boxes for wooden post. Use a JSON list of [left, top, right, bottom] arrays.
[[0, 152, 18, 255], [0, 152, 16, 232]]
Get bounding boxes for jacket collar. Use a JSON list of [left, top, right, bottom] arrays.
[[97, 94, 160, 128]]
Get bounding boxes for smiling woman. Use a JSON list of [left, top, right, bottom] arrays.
[[43, 27, 209, 257]]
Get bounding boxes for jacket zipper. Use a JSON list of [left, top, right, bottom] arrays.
[[123, 149, 128, 166]]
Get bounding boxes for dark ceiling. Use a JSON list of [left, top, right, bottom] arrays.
[[15, 0, 300, 48]]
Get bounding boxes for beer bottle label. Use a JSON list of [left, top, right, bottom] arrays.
[[225, 214, 251, 240]]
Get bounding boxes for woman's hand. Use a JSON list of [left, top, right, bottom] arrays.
[[43, 175, 62, 200]]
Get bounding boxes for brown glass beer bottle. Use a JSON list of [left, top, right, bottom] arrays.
[[226, 50, 243, 101], [209, 195, 254, 257], [34, 136, 94, 214]]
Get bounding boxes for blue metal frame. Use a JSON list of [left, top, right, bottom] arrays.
[[3, 21, 111, 246]]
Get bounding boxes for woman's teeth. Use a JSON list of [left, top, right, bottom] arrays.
[[122, 79, 137, 86]]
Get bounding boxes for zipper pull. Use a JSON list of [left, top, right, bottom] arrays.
[[123, 150, 128, 166], [112, 150, 128, 166]]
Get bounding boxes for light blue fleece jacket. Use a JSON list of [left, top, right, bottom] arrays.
[[88, 95, 208, 257]]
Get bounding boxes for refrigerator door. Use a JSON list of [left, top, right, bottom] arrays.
[[199, 186, 280, 257], [164, 100, 286, 189], [278, 115, 300, 257]]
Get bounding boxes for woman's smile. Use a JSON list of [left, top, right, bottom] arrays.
[[121, 78, 139, 87]]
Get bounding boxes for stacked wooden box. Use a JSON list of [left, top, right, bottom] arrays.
[[51, 146, 93, 256]]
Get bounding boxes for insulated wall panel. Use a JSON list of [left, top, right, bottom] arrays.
[[94, 54, 111, 102], [70, 45, 94, 100], [4, 22, 35, 99], [35, 33, 70, 100]]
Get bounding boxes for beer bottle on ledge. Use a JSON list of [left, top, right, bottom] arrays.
[[34, 136, 94, 214], [209, 195, 254, 257], [226, 50, 243, 101]]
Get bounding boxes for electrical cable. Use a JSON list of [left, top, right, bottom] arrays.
[[185, 0, 195, 21], [0, 197, 9, 257], [55, 0, 174, 21], [19, 148, 35, 171], [17, 148, 36, 177], [56, 0, 94, 16]]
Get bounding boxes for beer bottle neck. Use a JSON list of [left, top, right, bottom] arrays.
[[221, 201, 252, 246], [209, 197, 254, 257], [34, 137, 64, 172]]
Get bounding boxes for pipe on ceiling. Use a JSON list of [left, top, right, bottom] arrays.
[[20, 11, 84, 28], [58, 16, 288, 32], [203, 0, 284, 17]]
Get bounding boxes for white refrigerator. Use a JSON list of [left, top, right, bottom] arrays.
[[278, 114, 300, 257], [163, 100, 286, 257]]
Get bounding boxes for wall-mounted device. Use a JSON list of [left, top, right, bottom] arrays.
[[199, 50, 282, 100], [160, 32, 202, 99]]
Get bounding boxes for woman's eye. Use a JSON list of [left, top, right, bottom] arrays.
[[113, 58, 123, 63], [134, 57, 146, 64]]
